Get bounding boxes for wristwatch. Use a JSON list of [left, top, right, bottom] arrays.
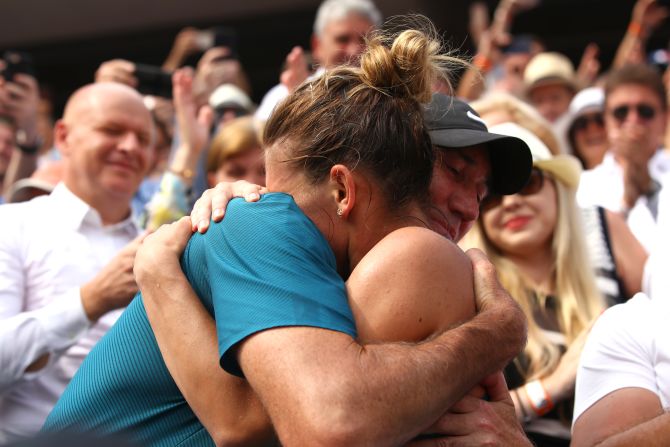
[[17, 141, 41, 155], [15, 130, 42, 155]]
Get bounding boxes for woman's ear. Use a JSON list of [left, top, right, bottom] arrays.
[[330, 164, 356, 219]]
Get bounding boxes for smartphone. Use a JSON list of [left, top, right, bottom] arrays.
[[196, 27, 239, 59], [1, 51, 35, 81], [133, 63, 173, 99]]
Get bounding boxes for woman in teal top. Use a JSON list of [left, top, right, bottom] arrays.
[[44, 193, 353, 446], [44, 22, 531, 447]]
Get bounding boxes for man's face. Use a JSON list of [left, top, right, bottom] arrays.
[[312, 13, 374, 68], [605, 83, 666, 159], [0, 121, 15, 177], [427, 145, 491, 242], [528, 83, 574, 123], [60, 89, 155, 201]]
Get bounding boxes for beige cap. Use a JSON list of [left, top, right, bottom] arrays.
[[524, 52, 577, 93], [209, 84, 254, 114]]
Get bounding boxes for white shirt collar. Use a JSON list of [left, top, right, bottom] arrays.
[[50, 183, 139, 236]]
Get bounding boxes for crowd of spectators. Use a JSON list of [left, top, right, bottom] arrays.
[[0, 0, 669, 445]]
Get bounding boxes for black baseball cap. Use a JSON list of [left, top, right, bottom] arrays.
[[423, 94, 532, 195]]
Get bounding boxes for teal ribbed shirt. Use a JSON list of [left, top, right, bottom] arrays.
[[43, 193, 356, 446]]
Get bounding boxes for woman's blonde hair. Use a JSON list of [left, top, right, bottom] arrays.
[[206, 116, 262, 174], [471, 93, 562, 155], [264, 16, 467, 209], [462, 178, 604, 379]]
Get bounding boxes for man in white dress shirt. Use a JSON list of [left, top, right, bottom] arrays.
[[577, 64, 670, 252], [0, 82, 156, 441]]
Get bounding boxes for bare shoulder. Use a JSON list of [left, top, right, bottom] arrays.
[[347, 227, 475, 343], [353, 226, 471, 280]]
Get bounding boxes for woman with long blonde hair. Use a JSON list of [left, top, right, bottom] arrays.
[[461, 122, 603, 446]]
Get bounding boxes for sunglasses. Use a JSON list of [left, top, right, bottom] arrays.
[[481, 168, 545, 211], [609, 103, 657, 122], [573, 113, 604, 131]]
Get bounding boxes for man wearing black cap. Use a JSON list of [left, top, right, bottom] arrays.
[[422, 94, 531, 243]]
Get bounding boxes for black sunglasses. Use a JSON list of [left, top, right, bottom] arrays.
[[609, 103, 657, 122], [481, 168, 545, 211], [573, 113, 604, 131]]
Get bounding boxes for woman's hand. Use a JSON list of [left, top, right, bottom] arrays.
[[632, 0, 669, 33], [190, 181, 268, 233], [280, 46, 310, 93], [134, 217, 192, 290], [94, 59, 138, 87], [173, 67, 214, 157], [542, 323, 594, 403]]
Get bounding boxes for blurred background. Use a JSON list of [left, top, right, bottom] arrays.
[[2, 0, 668, 116]]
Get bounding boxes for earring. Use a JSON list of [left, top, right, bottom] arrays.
[[336, 208, 343, 217]]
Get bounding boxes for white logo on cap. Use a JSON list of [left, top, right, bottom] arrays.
[[467, 110, 487, 126]]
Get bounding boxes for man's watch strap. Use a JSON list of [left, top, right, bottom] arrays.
[[16, 135, 43, 155], [17, 141, 41, 155]]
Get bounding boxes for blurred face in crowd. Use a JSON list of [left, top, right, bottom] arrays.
[[209, 146, 266, 187], [572, 111, 608, 169], [312, 13, 375, 68], [528, 83, 574, 123], [503, 53, 533, 86], [57, 84, 156, 203], [605, 83, 666, 160], [0, 120, 15, 178], [480, 168, 557, 258], [427, 145, 490, 242]]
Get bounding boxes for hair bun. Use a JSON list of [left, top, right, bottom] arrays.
[[359, 17, 461, 103]]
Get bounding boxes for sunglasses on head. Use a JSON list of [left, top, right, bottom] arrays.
[[480, 168, 545, 212], [573, 113, 604, 131], [609, 103, 656, 122]]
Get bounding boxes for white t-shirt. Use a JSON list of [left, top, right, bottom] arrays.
[[643, 171, 670, 300], [573, 293, 670, 426]]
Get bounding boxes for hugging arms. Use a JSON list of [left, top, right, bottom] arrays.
[[134, 188, 529, 446]]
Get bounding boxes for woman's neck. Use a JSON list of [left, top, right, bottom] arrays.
[[506, 244, 555, 295]]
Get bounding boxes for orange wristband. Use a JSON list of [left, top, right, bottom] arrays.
[[524, 379, 554, 416], [628, 21, 643, 38], [473, 54, 493, 73]]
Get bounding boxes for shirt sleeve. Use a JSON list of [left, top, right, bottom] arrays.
[[183, 194, 356, 377], [573, 294, 657, 425], [0, 287, 90, 394], [0, 205, 91, 393]]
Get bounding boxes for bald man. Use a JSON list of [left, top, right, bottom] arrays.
[[0, 83, 156, 442]]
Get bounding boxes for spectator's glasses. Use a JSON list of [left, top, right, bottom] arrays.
[[573, 113, 604, 131], [480, 168, 545, 212], [609, 103, 657, 122]]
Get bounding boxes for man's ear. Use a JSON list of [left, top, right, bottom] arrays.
[[311, 34, 322, 66], [53, 120, 70, 158], [330, 164, 355, 219]]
